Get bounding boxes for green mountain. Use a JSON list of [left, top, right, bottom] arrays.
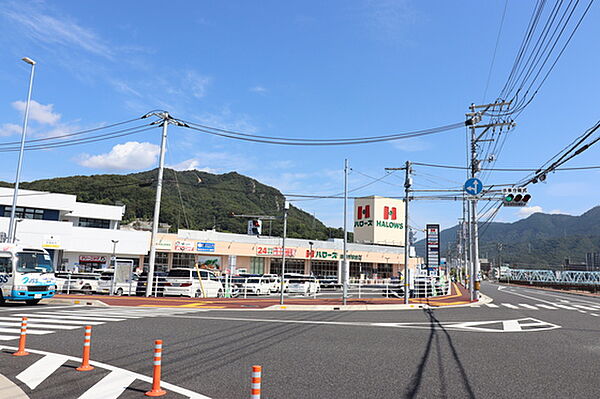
[[1, 169, 345, 240], [416, 206, 600, 267]]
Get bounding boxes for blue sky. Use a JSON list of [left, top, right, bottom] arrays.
[[0, 0, 599, 239]]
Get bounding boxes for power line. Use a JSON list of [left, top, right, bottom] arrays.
[[411, 161, 600, 172]]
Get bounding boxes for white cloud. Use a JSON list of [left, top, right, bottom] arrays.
[[78, 141, 160, 171], [517, 206, 544, 218], [250, 86, 268, 94], [0, 123, 21, 137], [2, 2, 113, 58], [12, 100, 61, 125], [393, 137, 430, 152], [185, 71, 211, 99], [167, 158, 218, 174]]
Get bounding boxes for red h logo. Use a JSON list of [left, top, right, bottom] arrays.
[[357, 205, 370, 219], [383, 206, 397, 220]]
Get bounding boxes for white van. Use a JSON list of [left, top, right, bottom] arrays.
[[163, 268, 224, 298], [240, 276, 272, 295], [262, 274, 281, 293], [58, 272, 101, 294], [288, 276, 320, 296]]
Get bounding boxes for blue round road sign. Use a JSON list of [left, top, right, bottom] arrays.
[[464, 178, 483, 195]]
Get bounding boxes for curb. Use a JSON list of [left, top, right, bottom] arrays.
[[263, 303, 430, 311], [41, 298, 108, 307], [0, 374, 29, 399]]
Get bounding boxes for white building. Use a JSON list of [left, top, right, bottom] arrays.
[[0, 187, 150, 271]]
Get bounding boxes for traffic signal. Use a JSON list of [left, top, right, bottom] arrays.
[[502, 187, 531, 207], [247, 219, 262, 235]]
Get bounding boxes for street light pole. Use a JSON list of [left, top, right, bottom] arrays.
[[8, 57, 36, 243], [403, 160, 411, 304], [111, 239, 118, 295], [342, 159, 349, 306], [308, 241, 313, 275], [279, 200, 289, 305]]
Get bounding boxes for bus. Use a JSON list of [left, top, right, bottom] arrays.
[[0, 244, 56, 305]]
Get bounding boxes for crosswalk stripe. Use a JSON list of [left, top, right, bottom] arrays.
[[0, 317, 105, 326], [0, 335, 22, 341], [0, 327, 53, 335], [485, 303, 500, 308], [501, 303, 519, 309], [535, 304, 558, 309], [0, 321, 79, 330], [571, 304, 598, 311], [12, 313, 124, 322], [16, 354, 69, 389], [518, 304, 539, 310], [78, 370, 137, 399], [553, 304, 578, 310]]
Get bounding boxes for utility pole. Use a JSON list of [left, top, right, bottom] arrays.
[[403, 161, 412, 304], [279, 200, 289, 305], [110, 240, 118, 295], [144, 111, 187, 297], [385, 162, 412, 304], [465, 101, 514, 301], [342, 159, 349, 306]]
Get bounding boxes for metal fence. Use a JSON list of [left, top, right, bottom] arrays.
[[501, 269, 600, 287]]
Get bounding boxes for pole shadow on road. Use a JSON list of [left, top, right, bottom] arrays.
[[404, 308, 476, 399]]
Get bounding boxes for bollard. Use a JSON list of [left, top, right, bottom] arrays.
[[13, 317, 29, 356], [251, 365, 262, 399], [76, 326, 94, 371], [145, 340, 166, 397]]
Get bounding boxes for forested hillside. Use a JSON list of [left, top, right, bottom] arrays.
[[1, 169, 344, 240], [416, 207, 600, 267]]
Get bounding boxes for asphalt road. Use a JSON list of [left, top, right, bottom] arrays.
[[1, 281, 600, 398]]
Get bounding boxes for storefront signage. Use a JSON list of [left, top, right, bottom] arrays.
[[155, 239, 172, 250], [256, 246, 296, 257], [197, 242, 215, 252], [426, 224, 440, 275], [174, 240, 194, 252], [42, 235, 61, 249], [79, 255, 107, 263], [306, 250, 363, 261]]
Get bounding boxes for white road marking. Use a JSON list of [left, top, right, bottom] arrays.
[[78, 370, 137, 399], [501, 303, 520, 309], [553, 304, 578, 310], [502, 320, 522, 331], [571, 304, 598, 311], [591, 313, 599, 317], [535, 304, 558, 310], [16, 353, 69, 389], [173, 314, 560, 333], [0, 335, 21, 341], [12, 313, 124, 322], [485, 303, 500, 308], [0, 317, 105, 325], [0, 327, 52, 335], [0, 345, 211, 399], [518, 304, 539, 310], [0, 321, 79, 330], [504, 285, 600, 307]]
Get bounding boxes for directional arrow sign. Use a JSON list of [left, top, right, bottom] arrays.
[[464, 178, 483, 196]]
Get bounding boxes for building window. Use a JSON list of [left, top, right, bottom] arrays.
[[143, 252, 169, 272], [3, 206, 44, 220], [250, 257, 264, 274], [172, 253, 195, 268], [375, 263, 392, 279], [350, 262, 374, 278], [270, 259, 304, 275], [78, 217, 111, 229], [310, 260, 338, 277]]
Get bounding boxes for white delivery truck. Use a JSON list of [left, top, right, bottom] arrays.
[[0, 243, 56, 305]]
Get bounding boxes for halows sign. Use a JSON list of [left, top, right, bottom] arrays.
[[353, 196, 405, 246]]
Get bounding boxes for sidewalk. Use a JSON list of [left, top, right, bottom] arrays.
[[50, 283, 475, 310]]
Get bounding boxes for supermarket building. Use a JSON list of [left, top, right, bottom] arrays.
[[0, 188, 418, 277]]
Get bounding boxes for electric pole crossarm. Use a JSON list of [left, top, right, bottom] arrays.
[[230, 214, 278, 220]]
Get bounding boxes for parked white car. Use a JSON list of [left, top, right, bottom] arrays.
[[240, 276, 272, 295], [163, 268, 224, 298], [56, 272, 101, 294], [97, 269, 139, 295], [287, 276, 320, 295], [262, 274, 281, 293]]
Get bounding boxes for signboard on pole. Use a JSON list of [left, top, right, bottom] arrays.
[[426, 224, 440, 276]]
